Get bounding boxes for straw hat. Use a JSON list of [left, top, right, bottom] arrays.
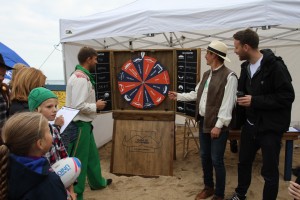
[[206, 40, 231, 62]]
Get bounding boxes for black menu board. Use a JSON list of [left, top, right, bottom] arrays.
[[92, 51, 112, 112], [176, 50, 199, 117]]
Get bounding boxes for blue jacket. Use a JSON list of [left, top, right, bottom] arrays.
[[8, 155, 67, 200]]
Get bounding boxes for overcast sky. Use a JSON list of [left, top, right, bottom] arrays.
[[0, 0, 135, 81]]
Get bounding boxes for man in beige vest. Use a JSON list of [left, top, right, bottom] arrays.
[[169, 41, 237, 200]]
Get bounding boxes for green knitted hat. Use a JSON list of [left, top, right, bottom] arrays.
[[28, 87, 58, 111]]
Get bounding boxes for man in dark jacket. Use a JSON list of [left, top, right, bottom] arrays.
[[228, 29, 295, 200]]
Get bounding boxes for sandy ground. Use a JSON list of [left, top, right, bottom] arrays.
[[83, 126, 300, 200]]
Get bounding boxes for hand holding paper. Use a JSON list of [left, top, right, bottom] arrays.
[[50, 106, 80, 133], [55, 115, 65, 127]]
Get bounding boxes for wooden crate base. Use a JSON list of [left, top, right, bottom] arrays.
[[110, 119, 174, 176]]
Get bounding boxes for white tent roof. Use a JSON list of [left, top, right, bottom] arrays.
[[60, 0, 300, 49], [59, 0, 300, 146]]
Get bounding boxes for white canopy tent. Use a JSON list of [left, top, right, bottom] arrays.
[[60, 0, 300, 146]]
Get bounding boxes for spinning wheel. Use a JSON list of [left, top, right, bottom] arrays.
[[118, 55, 170, 109]]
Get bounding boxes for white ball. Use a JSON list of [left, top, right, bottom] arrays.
[[51, 157, 81, 188]]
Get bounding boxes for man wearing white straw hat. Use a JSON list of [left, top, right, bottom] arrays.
[[169, 40, 238, 200]]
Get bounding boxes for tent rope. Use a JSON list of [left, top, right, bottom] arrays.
[[39, 43, 61, 69]]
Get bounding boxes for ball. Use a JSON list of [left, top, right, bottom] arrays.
[[51, 157, 81, 188]]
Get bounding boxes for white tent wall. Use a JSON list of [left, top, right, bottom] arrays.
[[60, 0, 300, 147], [173, 45, 300, 126], [63, 43, 300, 147], [92, 112, 113, 148]]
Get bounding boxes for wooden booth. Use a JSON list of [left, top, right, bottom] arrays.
[[94, 49, 200, 176]]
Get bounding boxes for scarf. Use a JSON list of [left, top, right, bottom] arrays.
[[75, 65, 96, 88], [11, 154, 49, 174]]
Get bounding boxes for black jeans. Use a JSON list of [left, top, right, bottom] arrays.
[[235, 122, 282, 200]]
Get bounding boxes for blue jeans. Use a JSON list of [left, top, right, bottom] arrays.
[[199, 120, 228, 198]]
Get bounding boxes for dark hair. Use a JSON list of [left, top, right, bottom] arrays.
[[233, 28, 259, 49], [207, 51, 225, 63], [0, 112, 48, 199], [77, 47, 97, 65], [216, 55, 224, 63]]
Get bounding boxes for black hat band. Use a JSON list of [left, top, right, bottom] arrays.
[[207, 46, 226, 57]]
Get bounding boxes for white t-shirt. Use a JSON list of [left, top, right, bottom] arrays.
[[250, 56, 263, 78]]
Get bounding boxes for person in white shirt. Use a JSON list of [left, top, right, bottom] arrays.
[[66, 47, 112, 200], [169, 40, 237, 200]]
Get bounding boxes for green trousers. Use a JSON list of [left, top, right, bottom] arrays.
[[68, 121, 107, 200]]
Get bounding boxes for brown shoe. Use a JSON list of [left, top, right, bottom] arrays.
[[195, 186, 214, 200], [211, 195, 223, 200]]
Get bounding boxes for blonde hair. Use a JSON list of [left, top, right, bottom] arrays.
[[0, 112, 49, 199], [10, 68, 46, 101], [9, 63, 27, 90]]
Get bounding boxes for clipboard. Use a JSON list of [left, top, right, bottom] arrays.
[[50, 106, 80, 133]]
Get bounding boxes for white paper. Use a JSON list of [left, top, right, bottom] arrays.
[[49, 106, 80, 133], [288, 127, 300, 132]]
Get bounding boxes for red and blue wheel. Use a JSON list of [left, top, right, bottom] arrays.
[[118, 55, 170, 109]]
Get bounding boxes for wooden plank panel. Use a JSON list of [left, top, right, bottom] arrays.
[[111, 120, 174, 176], [113, 110, 175, 121]]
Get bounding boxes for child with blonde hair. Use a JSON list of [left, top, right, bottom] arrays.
[[28, 87, 76, 199], [0, 112, 67, 199], [28, 87, 68, 165]]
